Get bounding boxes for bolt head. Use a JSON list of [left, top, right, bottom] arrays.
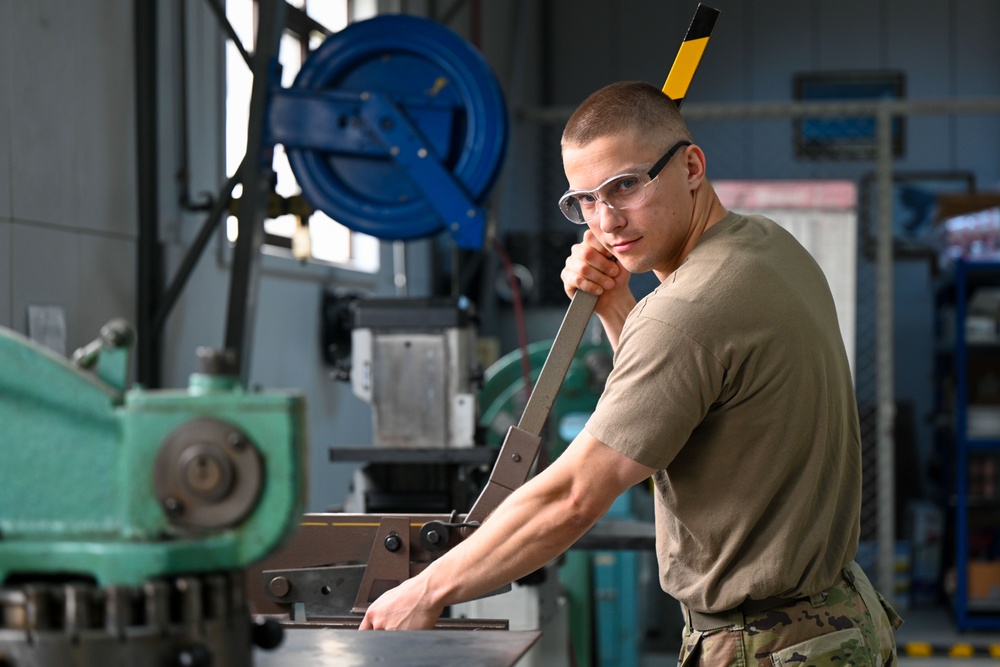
[[227, 431, 247, 450], [384, 534, 402, 552], [268, 576, 291, 598], [163, 497, 185, 517]]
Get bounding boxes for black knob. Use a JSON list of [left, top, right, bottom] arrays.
[[252, 617, 285, 651]]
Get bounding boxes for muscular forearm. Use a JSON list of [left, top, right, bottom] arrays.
[[359, 432, 655, 630], [417, 463, 604, 609]]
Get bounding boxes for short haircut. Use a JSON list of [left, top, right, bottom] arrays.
[[561, 81, 693, 153]]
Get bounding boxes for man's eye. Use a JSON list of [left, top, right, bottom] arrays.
[[615, 177, 640, 193], [579, 194, 597, 204]]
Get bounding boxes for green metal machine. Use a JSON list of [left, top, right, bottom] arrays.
[[0, 320, 306, 666]]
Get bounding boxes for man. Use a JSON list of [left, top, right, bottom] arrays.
[[361, 81, 901, 666]]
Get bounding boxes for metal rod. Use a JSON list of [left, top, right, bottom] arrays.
[[278, 616, 510, 631], [153, 170, 241, 332], [203, 0, 251, 67], [285, 3, 333, 41]]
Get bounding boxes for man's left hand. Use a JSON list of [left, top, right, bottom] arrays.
[[358, 576, 445, 630]]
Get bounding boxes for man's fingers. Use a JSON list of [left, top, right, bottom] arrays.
[[566, 254, 617, 291], [561, 264, 602, 296], [358, 611, 376, 631]]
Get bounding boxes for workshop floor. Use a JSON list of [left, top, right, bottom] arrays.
[[638, 605, 1000, 667], [894, 605, 1000, 666]]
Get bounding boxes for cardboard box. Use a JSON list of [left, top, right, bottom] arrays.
[[936, 193, 1000, 224], [968, 561, 1000, 599]]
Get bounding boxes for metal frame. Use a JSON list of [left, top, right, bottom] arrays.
[[137, 0, 303, 386]]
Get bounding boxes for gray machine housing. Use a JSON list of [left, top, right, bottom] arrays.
[[350, 297, 479, 449]]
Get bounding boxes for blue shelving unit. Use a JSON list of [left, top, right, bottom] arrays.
[[951, 258, 1000, 631]]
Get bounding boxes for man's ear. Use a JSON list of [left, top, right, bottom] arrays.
[[684, 144, 707, 190]]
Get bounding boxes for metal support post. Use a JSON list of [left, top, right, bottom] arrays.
[[223, 0, 287, 382], [875, 104, 897, 602], [135, 0, 162, 388]]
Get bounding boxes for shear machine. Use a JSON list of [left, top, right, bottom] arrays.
[[248, 290, 599, 627], [0, 321, 306, 666]]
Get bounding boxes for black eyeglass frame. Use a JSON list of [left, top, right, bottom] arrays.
[[646, 139, 692, 181]]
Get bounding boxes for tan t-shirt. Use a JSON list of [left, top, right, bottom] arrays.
[[585, 211, 861, 613]]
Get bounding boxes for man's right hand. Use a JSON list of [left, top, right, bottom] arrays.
[[560, 230, 636, 349], [561, 229, 635, 312]]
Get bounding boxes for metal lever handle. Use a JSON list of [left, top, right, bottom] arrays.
[[465, 289, 598, 525], [517, 290, 598, 435]]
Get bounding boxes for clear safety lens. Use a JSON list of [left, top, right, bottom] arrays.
[[558, 172, 649, 224]]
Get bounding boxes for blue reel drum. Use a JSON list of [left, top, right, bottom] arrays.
[[268, 14, 508, 249]]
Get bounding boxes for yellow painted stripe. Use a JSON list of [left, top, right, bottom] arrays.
[[950, 644, 976, 658], [329, 522, 382, 527], [662, 36, 709, 100], [905, 643, 933, 658], [301, 521, 428, 528], [902, 642, 1000, 659]]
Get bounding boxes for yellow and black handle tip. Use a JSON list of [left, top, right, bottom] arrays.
[[662, 4, 721, 108]]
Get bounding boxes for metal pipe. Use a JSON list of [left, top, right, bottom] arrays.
[[521, 96, 1000, 125], [177, 0, 214, 212]]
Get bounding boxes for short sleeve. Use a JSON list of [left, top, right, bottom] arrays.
[[585, 311, 726, 470]]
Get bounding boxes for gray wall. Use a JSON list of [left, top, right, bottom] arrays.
[[0, 1, 136, 348], [2, 0, 999, 512]]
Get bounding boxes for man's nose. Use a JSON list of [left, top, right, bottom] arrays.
[[595, 199, 624, 232]]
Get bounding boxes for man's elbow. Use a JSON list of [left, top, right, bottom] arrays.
[[563, 488, 613, 532]]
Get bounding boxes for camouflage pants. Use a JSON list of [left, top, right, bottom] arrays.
[[677, 562, 903, 667]]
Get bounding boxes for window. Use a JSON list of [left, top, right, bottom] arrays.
[[793, 70, 906, 160], [225, 0, 380, 272]]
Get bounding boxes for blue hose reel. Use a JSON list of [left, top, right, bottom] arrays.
[[267, 14, 508, 249]]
